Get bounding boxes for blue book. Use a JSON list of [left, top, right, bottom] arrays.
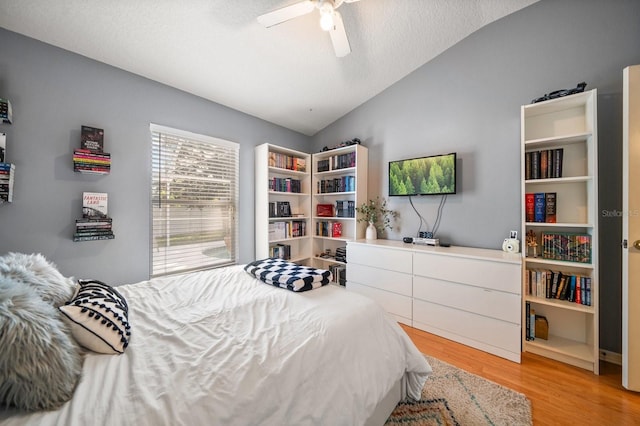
[[534, 193, 546, 222], [568, 275, 576, 302]]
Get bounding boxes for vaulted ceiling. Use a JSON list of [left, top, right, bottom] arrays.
[[0, 0, 538, 135]]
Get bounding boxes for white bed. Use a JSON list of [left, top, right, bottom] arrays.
[[1, 264, 431, 426]]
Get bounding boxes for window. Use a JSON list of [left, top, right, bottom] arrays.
[[150, 124, 239, 277]]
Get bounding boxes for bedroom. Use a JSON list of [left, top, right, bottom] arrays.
[[1, 0, 640, 424]]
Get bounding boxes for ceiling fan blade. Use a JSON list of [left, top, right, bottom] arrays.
[[257, 1, 316, 28], [329, 11, 351, 57]]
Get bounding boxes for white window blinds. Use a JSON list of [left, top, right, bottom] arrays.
[[150, 124, 239, 277]]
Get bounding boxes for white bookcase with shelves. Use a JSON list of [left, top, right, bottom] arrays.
[[255, 144, 312, 264], [521, 89, 599, 373], [311, 144, 368, 281]]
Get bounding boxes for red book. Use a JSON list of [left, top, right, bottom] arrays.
[[332, 222, 342, 238], [525, 193, 535, 222]]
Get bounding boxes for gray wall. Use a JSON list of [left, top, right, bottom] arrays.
[[0, 28, 309, 286], [312, 0, 640, 353], [1, 0, 638, 353]]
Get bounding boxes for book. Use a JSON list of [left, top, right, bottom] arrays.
[[559, 275, 571, 300], [531, 151, 540, 179], [332, 222, 342, 238], [546, 150, 554, 178], [529, 307, 536, 340], [0, 98, 12, 124], [525, 193, 535, 222], [525, 302, 532, 341], [540, 150, 548, 179], [73, 233, 115, 242], [553, 148, 564, 178], [575, 275, 582, 304], [541, 232, 592, 263], [550, 271, 561, 298], [295, 157, 306, 172], [567, 275, 577, 302], [0, 162, 15, 203], [0, 132, 5, 162], [82, 192, 108, 218], [545, 192, 557, 223], [555, 275, 567, 299], [534, 193, 546, 222], [81, 125, 104, 152]]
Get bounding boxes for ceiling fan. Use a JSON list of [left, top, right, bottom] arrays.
[[257, 0, 361, 57]]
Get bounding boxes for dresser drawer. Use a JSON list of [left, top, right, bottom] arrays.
[[413, 299, 521, 354], [347, 244, 412, 274], [347, 282, 412, 322], [413, 275, 520, 323], [413, 252, 521, 294], [347, 263, 412, 296]]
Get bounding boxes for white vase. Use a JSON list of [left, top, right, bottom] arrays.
[[366, 222, 377, 240]]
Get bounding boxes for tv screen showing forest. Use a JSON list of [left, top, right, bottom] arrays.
[[388, 153, 456, 196]]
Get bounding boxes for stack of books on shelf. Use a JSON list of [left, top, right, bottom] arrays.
[[316, 221, 342, 238], [0, 162, 15, 203], [317, 176, 355, 193], [541, 232, 591, 263], [335, 246, 347, 263], [329, 264, 346, 286], [335, 200, 355, 218], [268, 152, 306, 172], [316, 151, 356, 172], [0, 98, 12, 124], [525, 269, 592, 306], [74, 217, 115, 241], [74, 126, 110, 174], [525, 148, 564, 179], [75, 192, 114, 241], [269, 243, 291, 260], [268, 201, 292, 218], [525, 302, 549, 341], [268, 220, 306, 241], [73, 149, 111, 174], [269, 177, 301, 193], [525, 192, 556, 222]]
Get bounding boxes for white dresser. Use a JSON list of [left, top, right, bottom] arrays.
[[346, 240, 522, 362]]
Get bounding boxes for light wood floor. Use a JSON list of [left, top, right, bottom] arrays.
[[401, 324, 640, 425]]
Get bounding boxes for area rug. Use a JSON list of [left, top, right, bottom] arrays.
[[386, 356, 532, 426]]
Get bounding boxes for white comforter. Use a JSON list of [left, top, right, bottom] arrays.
[[1, 265, 431, 426]]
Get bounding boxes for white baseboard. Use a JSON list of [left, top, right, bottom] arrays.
[[599, 348, 622, 366]]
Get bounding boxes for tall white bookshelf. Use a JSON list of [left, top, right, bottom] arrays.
[[255, 143, 368, 284], [255, 143, 312, 264], [311, 145, 368, 280], [520, 89, 599, 374]]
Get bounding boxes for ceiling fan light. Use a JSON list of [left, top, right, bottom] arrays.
[[319, 8, 334, 31]]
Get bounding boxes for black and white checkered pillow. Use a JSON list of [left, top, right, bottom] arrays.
[[245, 258, 332, 292], [59, 279, 131, 354]]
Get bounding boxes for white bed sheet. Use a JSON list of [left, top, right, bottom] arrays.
[[1, 265, 431, 426]]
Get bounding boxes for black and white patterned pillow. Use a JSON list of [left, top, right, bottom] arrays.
[[59, 279, 131, 354], [245, 258, 332, 292]]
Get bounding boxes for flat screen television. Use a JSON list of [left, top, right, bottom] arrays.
[[389, 152, 456, 196]]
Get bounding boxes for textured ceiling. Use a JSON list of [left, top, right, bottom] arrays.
[[0, 0, 538, 136]]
